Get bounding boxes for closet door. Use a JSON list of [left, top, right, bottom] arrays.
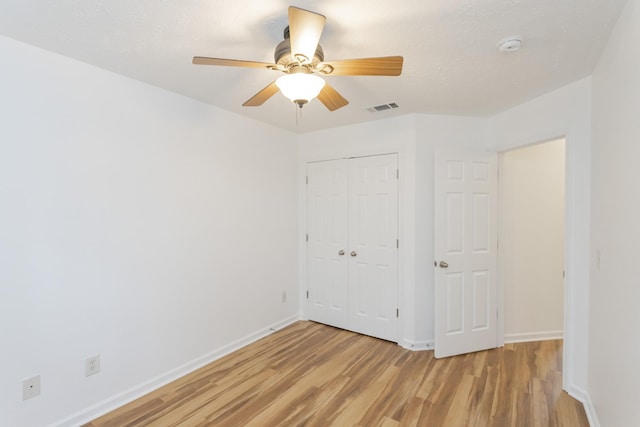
[[306, 154, 399, 342], [306, 159, 349, 329], [348, 154, 399, 341]]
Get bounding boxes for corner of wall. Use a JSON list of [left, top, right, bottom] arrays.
[[568, 385, 600, 427]]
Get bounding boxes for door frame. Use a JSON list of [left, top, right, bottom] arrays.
[[299, 149, 408, 346], [494, 134, 575, 395]]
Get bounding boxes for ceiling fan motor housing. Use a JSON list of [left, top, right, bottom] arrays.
[[275, 27, 325, 68]]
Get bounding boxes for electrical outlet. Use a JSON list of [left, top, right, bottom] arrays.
[[23, 375, 40, 400], [281, 291, 287, 303], [85, 355, 101, 377]]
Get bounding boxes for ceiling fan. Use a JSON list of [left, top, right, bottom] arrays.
[[193, 6, 403, 111]]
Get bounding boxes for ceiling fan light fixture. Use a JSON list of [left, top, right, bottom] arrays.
[[276, 72, 325, 106]]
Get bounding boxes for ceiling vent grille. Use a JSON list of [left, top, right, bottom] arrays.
[[367, 102, 399, 112]]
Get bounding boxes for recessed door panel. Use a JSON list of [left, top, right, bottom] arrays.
[[472, 271, 490, 331], [473, 161, 489, 182], [472, 193, 490, 253], [446, 273, 464, 335], [446, 193, 464, 255], [353, 260, 368, 316]]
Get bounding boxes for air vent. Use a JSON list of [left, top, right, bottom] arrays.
[[367, 102, 399, 112]]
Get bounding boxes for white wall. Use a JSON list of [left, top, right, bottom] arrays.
[[500, 140, 565, 342], [590, 0, 640, 425], [488, 78, 592, 403], [0, 35, 299, 427]]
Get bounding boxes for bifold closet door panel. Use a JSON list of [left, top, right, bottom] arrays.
[[348, 154, 398, 342], [306, 159, 349, 329]]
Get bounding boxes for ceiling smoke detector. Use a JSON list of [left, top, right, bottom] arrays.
[[497, 36, 522, 52]]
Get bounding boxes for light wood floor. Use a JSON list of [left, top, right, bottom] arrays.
[[85, 321, 588, 427]]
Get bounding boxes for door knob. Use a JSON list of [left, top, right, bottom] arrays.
[[350, 251, 357, 257], [338, 250, 345, 256], [439, 261, 449, 268]]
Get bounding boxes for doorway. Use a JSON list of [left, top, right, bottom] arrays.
[[499, 138, 566, 343], [434, 140, 566, 357]]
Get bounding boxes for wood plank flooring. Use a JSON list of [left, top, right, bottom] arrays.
[[85, 321, 588, 427]]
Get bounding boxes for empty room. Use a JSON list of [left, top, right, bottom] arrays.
[[1, 1, 639, 426]]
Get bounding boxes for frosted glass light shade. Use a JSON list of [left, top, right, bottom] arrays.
[[276, 73, 325, 105]]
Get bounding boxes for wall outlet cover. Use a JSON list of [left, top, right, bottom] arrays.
[[23, 375, 40, 400], [86, 355, 101, 377]]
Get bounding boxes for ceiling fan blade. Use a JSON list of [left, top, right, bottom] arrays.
[[242, 81, 280, 107], [288, 6, 326, 64], [193, 57, 276, 69], [321, 56, 404, 76], [317, 83, 349, 111]]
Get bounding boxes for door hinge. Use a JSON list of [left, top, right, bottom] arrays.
[[306, 176, 309, 184], [306, 290, 309, 299], [397, 239, 399, 248], [396, 169, 399, 179], [306, 233, 309, 242], [396, 308, 399, 318]]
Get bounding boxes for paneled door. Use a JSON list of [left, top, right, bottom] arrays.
[[434, 149, 498, 358], [307, 159, 349, 329], [347, 154, 399, 342], [307, 154, 399, 342]]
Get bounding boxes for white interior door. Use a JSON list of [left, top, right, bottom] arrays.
[[306, 154, 399, 342], [307, 159, 349, 329], [434, 149, 498, 358], [348, 154, 399, 342]]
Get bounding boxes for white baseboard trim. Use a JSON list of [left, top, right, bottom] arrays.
[[504, 330, 564, 344], [400, 339, 434, 351], [568, 384, 599, 427], [51, 315, 301, 427]]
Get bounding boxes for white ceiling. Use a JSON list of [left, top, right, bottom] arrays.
[[0, 0, 627, 133]]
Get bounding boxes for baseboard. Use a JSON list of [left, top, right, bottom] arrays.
[[400, 339, 434, 351], [568, 384, 600, 427], [401, 331, 563, 350], [503, 330, 564, 344], [51, 315, 301, 427]]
